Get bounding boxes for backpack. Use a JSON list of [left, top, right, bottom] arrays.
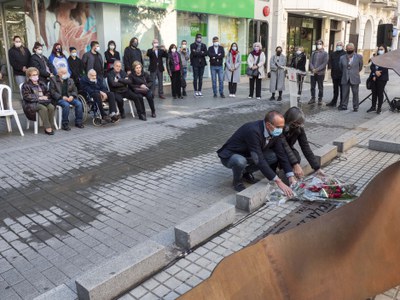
[[389, 97, 400, 112]]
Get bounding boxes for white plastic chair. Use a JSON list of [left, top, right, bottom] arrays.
[[0, 84, 24, 136], [19, 83, 58, 134]]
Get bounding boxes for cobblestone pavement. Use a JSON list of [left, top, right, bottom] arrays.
[[0, 72, 398, 299]]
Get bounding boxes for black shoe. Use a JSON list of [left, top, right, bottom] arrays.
[[182, 90, 187, 96], [111, 114, 121, 123], [318, 99, 323, 105], [353, 108, 358, 112], [220, 94, 226, 98], [102, 115, 111, 123], [326, 101, 336, 107], [269, 96, 275, 101], [338, 106, 347, 111], [62, 124, 71, 131], [173, 96, 177, 99], [75, 124, 84, 128], [233, 182, 246, 192], [44, 129, 54, 135], [159, 95, 166, 99], [308, 98, 316, 104], [121, 113, 126, 119], [151, 112, 156, 118], [377, 109, 382, 114], [367, 107, 376, 113], [213, 94, 217, 98], [242, 172, 259, 184], [277, 96, 282, 101]]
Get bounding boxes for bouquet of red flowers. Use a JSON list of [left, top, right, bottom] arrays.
[[269, 175, 357, 204]]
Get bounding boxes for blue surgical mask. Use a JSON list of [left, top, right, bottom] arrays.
[[62, 74, 70, 80], [378, 50, 384, 55], [271, 127, 283, 137], [336, 46, 343, 51]]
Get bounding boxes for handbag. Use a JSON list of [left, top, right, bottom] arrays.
[[246, 54, 261, 77], [134, 86, 148, 95], [366, 76, 373, 90]]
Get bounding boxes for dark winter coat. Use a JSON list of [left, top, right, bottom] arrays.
[[21, 80, 51, 121], [67, 56, 85, 85], [329, 50, 346, 80], [123, 46, 143, 72], [207, 45, 225, 66], [370, 62, 389, 82], [80, 76, 107, 97], [107, 69, 131, 94], [283, 127, 320, 171], [29, 54, 55, 82], [104, 50, 121, 72], [49, 76, 78, 103], [82, 51, 104, 77], [128, 71, 153, 90], [189, 42, 208, 67], [166, 52, 183, 76], [146, 48, 167, 72], [290, 53, 306, 71], [8, 46, 31, 76]]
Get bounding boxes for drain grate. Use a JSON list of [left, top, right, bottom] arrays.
[[252, 201, 339, 244]]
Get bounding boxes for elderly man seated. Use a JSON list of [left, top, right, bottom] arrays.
[[217, 110, 295, 194], [107, 60, 146, 120], [49, 67, 84, 130], [80, 69, 120, 123]]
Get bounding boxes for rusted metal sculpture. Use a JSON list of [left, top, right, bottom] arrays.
[[180, 162, 400, 299]]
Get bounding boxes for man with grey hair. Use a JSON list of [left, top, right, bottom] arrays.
[[338, 43, 363, 112], [81, 69, 120, 123], [308, 39, 329, 105], [49, 67, 84, 130], [327, 41, 346, 107], [147, 38, 168, 99]]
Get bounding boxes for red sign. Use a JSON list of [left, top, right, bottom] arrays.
[[263, 6, 270, 17]]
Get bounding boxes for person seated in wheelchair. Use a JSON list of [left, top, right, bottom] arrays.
[[80, 69, 120, 123], [49, 67, 84, 130], [107, 60, 146, 121], [21, 67, 55, 135]]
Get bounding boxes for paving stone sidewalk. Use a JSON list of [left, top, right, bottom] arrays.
[[0, 71, 398, 299]]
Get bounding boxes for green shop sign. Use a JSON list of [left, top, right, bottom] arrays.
[[93, 0, 254, 19], [190, 23, 207, 37]]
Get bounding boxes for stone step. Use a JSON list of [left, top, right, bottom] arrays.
[[369, 139, 400, 154], [314, 144, 338, 167], [333, 135, 358, 152]]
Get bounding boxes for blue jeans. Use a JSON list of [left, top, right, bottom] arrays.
[[220, 150, 278, 184], [211, 65, 224, 95], [192, 66, 205, 92], [57, 98, 83, 125]]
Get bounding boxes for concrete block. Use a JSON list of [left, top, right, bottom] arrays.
[[314, 144, 338, 166], [300, 161, 314, 176], [236, 179, 272, 212], [333, 136, 358, 152], [75, 240, 166, 300], [175, 202, 235, 250], [369, 139, 400, 154], [33, 284, 76, 300]]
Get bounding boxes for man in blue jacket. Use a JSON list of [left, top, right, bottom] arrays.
[[208, 36, 225, 98], [217, 111, 295, 194], [81, 69, 120, 123]]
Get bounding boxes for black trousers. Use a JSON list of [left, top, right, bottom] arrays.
[[371, 80, 387, 110], [144, 89, 156, 113], [249, 77, 261, 97], [310, 74, 324, 99], [193, 66, 205, 91], [332, 78, 342, 103], [228, 82, 237, 94], [92, 91, 117, 117], [114, 90, 145, 115], [171, 71, 182, 97]]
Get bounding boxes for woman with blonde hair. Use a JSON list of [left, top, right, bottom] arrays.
[[247, 42, 266, 99], [22, 67, 56, 135]]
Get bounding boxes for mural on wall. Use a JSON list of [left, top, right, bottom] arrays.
[[24, 0, 97, 57]]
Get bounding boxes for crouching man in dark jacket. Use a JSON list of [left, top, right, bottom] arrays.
[[107, 60, 146, 120], [80, 69, 120, 123], [49, 67, 84, 130], [217, 110, 295, 195]]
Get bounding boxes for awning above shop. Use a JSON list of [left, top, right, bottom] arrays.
[[90, 0, 255, 19]]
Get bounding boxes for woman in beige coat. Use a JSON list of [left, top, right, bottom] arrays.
[[247, 42, 266, 99]]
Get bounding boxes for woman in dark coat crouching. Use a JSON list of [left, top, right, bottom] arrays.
[[128, 61, 156, 118], [22, 67, 55, 135]]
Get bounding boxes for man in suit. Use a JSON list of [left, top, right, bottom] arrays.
[[308, 40, 329, 105], [190, 33, 208, 97], [208, 36, 225, 98], [338, 43, 363, 112], [326, 41, 346, 107], [217, 110, 295, 194], [146, 39, 167, 99]]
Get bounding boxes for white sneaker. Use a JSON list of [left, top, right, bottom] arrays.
[[257, 97, 261, 100], [232, 94, 236, 98], [229, 94, 233, 97], [198, 91, 203, 97], [248, 96, 253, 99], [194, 91, 199, 96]]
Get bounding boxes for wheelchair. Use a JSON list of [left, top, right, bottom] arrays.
[[77, 90, 110, 127]]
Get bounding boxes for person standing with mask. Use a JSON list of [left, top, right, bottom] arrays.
[[367, 45, 389, 114], [123, 37, 143, 74], [67, 47, 85, 90], [190, 33, 208, 97], [208, 36, 225, 98], [179, 40, 190, 96], [29, 42, 55, 83], [9, 36, 31, 87], [269, 46, 286, 101], [224, 42, 241, 97], [82, 41, 104, 80], [326, 41, 346, 107], [147, 39, 168, 99], [308, 40, 328, 105], [104, 40, 121, 74], [247, 42, 266, 100], [338, 43, 363, 112], [49, 43, 71, 77], [290, 46, 307, 101]]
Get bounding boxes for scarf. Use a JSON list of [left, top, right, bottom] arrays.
[[172, 52, 180, 71], [231, 50, 238, 64], [252, 50, 261, 56]]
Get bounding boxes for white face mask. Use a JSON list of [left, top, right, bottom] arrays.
[[182, 44, 187, 49], [71, 52, 77, 57], [317, 44, 322, 50], [171, 48, 176, 53], [213, 42, 219, 47], [61, 74, 70, 80], [90, 78, 97, 83], [336, 46, 343, 51], [232, 46, 237, 51], [15, 42, 22, 48], [153, 43, 159, 48], [95, 46, 100, 52], [36, 49, 43, 55], [296, 50, 301, 55], [109, 45, 115, 50], [30, 75, 39, 82], [378, 50, 385, 55], [254, 46, 260, 51]]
